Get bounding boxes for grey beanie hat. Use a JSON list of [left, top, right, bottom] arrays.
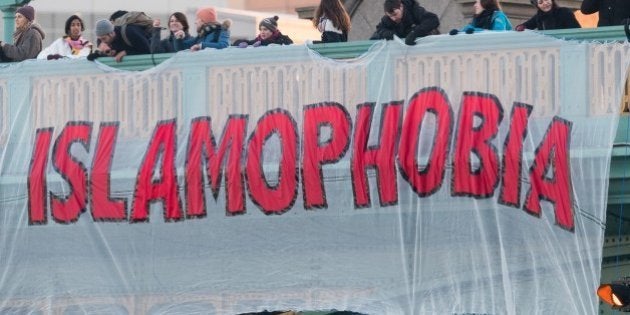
[[95, 19, 114, 37]]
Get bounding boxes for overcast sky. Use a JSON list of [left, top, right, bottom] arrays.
[[28, 0, 231, 14]]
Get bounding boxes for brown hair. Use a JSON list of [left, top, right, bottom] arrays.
[[312, 0, 351, 33], [479, 0, 501, 10], [170, 12, 189, 33]]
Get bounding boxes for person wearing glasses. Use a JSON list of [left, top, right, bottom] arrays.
[[515, 0, 581, 31], [581, 0, 630, 26]]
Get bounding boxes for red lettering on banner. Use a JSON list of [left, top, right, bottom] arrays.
[[246, 109, 298, 214], [302, 103, 352, 209], [524, 117, 574, 231], [398, 88, 453, 197], [91, 123, 127, 221], [452, 93, 503, 198], [186, 116, 248, 217], [50, 122, 92, 224], [499, 104, 532, 208], [131, 119, 183, 222], [28, 128, 53, 225], [25, 88, 576, 232], [352, 102, 402, 208]]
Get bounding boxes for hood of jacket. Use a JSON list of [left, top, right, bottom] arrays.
[[30, 23, 46, 40]]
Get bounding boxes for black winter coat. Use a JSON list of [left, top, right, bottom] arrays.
[[520, 7, 581, 30], [581, 0, 630, 26], [110, 25, 150, 56], [233, 31, 293, 47], [370, 0, 439, 40]]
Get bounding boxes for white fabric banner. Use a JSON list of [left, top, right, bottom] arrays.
[[0, 33, 627, 314]]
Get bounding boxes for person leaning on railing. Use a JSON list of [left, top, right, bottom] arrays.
[[38, 15, 92, 60], [581, 0, 630, 27], [0, 5, 45, 62], [369, 0, 440, 46], [233, 16, 293, 48], [94, 19, 151, 62], [173, 7, 231, 52], [450, 0, 512, 34], [515, 0, 580, 31]]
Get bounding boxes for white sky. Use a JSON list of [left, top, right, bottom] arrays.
[[29, 0, 232, 15]]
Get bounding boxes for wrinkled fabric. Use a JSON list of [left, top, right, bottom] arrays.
[[0, 33, 626, 314]]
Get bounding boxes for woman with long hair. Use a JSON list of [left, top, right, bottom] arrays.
[[38, 15, 91, 59], [0, 5, 45, 62], [460, 0, 512, 32], [515, 0, 581, 31], [312, 0, 351, 43]]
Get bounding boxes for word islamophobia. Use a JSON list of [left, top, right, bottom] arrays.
[[27, 87, 574, 231]]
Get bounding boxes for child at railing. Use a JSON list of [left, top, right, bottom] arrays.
[[233, 16, 293, 48]]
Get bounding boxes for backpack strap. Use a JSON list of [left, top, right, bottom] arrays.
[[121, 24, 132, 46]]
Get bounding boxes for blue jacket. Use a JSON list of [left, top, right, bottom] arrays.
[[175, 20, 230, 51], [462, 11, 512, 32]]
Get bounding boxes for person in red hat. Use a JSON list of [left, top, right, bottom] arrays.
[[0, 5, 45, 62], [174, 6, 231, 51]]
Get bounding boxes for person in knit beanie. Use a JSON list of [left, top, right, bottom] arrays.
[[233, 15, 293, 48], [259, 16, 278, 33], [173, 6, 231, 51], [0, 5, 45, 62], [16, 5, 34, 22]]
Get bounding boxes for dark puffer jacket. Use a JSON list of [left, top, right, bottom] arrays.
[[370, 0, 439, 40], [519, 6, 581, 30], [581, 0, 630, 26]]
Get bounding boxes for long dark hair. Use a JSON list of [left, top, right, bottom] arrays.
[[312, 0, 351, 33], [478, 0, 501, 12], [169, 12, 189, 33], [530, 0, 558, 10], [64, 15, 85, 35], [473, 0, 501, 29]]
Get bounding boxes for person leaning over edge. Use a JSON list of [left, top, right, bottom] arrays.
[[0, 5, 45, 62], [369, 0, 439, 45], [581, 0, 630, 26], [94, 19, 150, 62]]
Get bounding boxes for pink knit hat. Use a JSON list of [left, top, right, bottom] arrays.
[[196, 7, 217, 24]]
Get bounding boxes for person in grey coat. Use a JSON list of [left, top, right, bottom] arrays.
[[0, 5, 45, 62]]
